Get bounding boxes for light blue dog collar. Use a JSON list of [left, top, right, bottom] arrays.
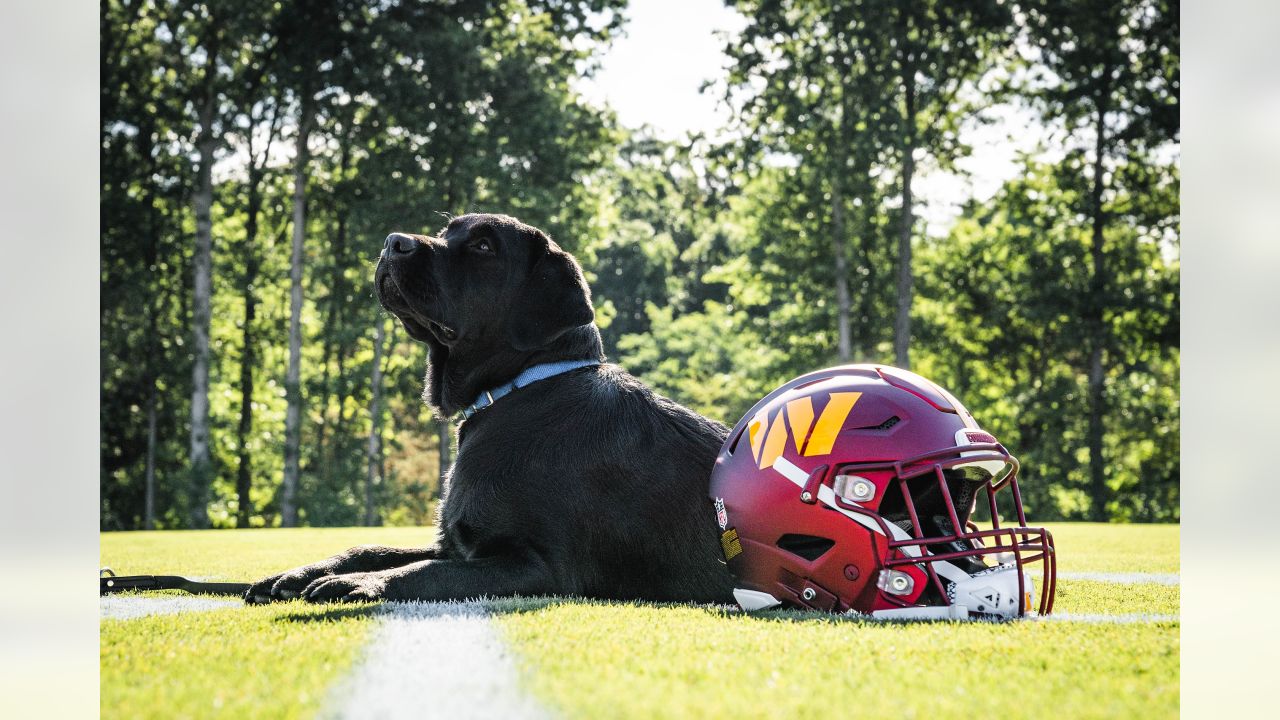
[[459, 359, 600, 420]]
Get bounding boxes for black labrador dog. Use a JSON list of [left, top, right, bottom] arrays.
[[245, 213, 735, 604]]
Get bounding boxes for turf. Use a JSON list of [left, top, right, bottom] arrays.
[[99, 526, 438, 581], [100, 523, 1178, 719], [1043, 523, 1180, 575], [101, 602, 378, 720], [498, 522, 1180, 719], [1053, 578, 1178, 616], [499, 603, 1177, 720], [100, 528, 429, 720]]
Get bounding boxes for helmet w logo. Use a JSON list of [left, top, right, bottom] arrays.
[[747, 392, 862, 469]]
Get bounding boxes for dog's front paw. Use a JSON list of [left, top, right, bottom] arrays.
[[245, 564, 337, 604], [245, 573, 286, 605], [302, 572, 388, 604]]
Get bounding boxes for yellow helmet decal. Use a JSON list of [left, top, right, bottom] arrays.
[[758, 411, 789, 469], [750, 391, 862, 468], [785, 397, 815, 454], [803, 392, 861, 457], [747, 408, 769, 462]]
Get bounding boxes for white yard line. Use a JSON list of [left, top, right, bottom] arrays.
[[99, 596, 240, 620], [1058, 572, 1181, 585], [324, 601, 548, 720]]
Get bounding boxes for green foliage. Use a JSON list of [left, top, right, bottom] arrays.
[[101, 0, 625, 529], [914, 162, 1179, 520], [101, 0, 1178, 527], [618, 301, 784, 425]]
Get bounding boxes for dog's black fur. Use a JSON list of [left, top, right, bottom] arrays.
[[245, 213, 735, 604]]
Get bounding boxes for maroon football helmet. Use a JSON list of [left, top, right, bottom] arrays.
[[710, 365, 1056, 619]]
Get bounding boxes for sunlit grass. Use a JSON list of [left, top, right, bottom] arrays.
[[100, 527, 432, 720], [499, 601, 1178, 720], [100, 523, 1178, 719], [498, 523, 1180, 719], [1042, 523, 1179, 575], [100, 526, 438, 582], [101, 602, 377, 720]]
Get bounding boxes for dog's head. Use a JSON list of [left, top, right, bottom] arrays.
[[375, 213, 602, 416]]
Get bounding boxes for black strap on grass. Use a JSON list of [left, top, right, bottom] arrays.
[[99, 567, 250, 597]]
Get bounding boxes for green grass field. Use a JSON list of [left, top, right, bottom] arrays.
[[100, 523, 1178, 719]]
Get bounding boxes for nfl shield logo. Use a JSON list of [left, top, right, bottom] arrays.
[[714, 497, 729, 530]]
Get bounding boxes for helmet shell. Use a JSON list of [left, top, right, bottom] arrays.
[[709, 364, 1054, 616]]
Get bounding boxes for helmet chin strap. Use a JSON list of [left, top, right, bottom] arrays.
[[866, 563, 1033, 621], [945, 565, 1035, 618], [927, 556, 974, 585]]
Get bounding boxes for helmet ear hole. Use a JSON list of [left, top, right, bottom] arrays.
[[776, 534, 836, 562], [726, 426, 745, 456], [942, 468, 985, 528], [877, 483, 910, 531]]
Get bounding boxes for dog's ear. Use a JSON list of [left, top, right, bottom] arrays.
[[508, 242, 595, 351]]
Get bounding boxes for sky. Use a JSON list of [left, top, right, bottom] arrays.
[[577, 0, 748, 140], [576, 0, 1054, 236]]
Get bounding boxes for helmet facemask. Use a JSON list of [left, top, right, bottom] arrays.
[[835, 442, 1057, 618], [880, 466, 989, 573]]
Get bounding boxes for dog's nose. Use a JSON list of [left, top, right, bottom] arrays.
[[384, 233, 421, 257]]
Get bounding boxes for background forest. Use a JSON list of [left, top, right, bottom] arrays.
[[100, 0, 1179, 530]]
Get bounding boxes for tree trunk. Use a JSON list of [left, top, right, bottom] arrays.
[[233, 92, 281, 528], [315, 134, 352, 486], [832, 176, 852, 362], [313, 311, 335, 481], [282, 103, 312, 528], [365, 318, 388, 527], [894, 37, 917, 371], [829, 6, 854, 364], [235, 163, 265, 528], [1087, 81, 1111, 522], [332, 199, 354, 488], [335, 342, 351, 477], [140, 115, 161, 531], [145, 384, 157, 530], [235, 286, 257, 527], [188, 72, 217, 529]]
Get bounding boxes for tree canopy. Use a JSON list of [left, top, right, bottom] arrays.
[[101, 0, 1179, 529]]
